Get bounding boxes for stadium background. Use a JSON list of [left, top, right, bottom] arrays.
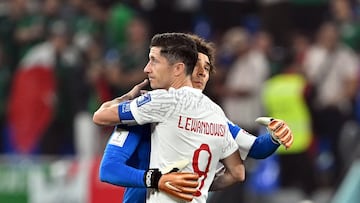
[[0, 0, 360, 202]]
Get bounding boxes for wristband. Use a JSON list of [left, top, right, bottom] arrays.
[[269, 133, 281, 145], [144, 168, 162, 188]]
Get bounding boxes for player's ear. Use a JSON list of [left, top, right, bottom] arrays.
[[173, 62, 185, 77]]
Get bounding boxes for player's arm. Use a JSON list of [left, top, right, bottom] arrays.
[[248, 133, 280, 159], [99, 125, 149, 187], [229, 116, 295, 159], [210, 151, 245, 191], [100, 126, 199, 201], [228, 121, 280, 159], [93, 79, 148, 126], [210, 126, 246, 191]]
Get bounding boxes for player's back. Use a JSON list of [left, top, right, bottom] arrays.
[[130, 87, 238, 203]]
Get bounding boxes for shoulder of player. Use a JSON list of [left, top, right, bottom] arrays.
[[148, 89, 169, 94], [149, 87, 201, 97], [140, 89, 177, 104], [145, 87, 211, 103]]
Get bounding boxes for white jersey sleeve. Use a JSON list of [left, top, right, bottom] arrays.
[[234, 129, 256, 160], [227, 120, 256, 160], [129, 89, 177, 125], [220, 126, 239, 160]]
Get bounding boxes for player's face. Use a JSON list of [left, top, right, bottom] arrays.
[[144, 47, 173, 89], [191, 53, 210, 91]]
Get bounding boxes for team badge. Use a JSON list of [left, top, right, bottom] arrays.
[[109, 130, 128, 147], [136, 93, 151, 107]]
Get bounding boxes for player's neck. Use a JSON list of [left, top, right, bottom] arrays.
[[170, 76, 193, 89]]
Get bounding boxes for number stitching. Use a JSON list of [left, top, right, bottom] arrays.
[[192, 144, 212, 197]]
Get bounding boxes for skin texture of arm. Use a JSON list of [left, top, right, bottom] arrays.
[[209, 151, 245, 191], [93, 79, 149, 126]]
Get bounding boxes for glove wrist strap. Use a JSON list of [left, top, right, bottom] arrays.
[[269, 132, 281, 145], [144, 168, 162, 188]]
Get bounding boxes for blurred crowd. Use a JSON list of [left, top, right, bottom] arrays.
[[1, 0, 360, 202]]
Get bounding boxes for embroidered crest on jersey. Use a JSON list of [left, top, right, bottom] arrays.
[[108, 130, 128, 147], [136, 93, 151, 107]]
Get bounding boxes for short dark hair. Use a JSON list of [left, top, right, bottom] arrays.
[[150, 33, 198, 75], [186, 34, 216, 74]]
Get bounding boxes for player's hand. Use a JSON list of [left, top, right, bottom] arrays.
[[144, 159, 199, 201], [158, 172, 199, 201], [255, 117, 294, 149], [126, 79, 149, 100]]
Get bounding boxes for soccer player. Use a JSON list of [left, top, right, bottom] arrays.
[[93, 33, 246, 203], [188, 34, 293, 160], [97, 34, 293, 203]]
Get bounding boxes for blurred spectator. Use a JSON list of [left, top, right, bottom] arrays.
[[303, 21, 360, 186], [73, 37, 112, 158], [252, 30, 283, 76], [105, 1, 136, 49], [12, 0, 44, 64], [262, 49, 316, 198], [288, 0, 328, 41], [0, 44, 11, 153], [330, 0, 360, 53], [5, 20, 75, 155], [216, 26, 270, 135], [291, 31, 311, 65], [104, 16, 149, 96], [82, 41, 111, 114], [41, 0, 62, 35], [257, 0, 292, 47], [0, 3, 16, 73], [65, 0, 102, 52], [0, 0, 41, 73]]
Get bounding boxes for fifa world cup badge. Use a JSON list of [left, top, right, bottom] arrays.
[[136, 93, 151, 107]]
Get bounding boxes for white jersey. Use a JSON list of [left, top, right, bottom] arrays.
[[227, 120, 256, 160], [128, 86, 238, 203]]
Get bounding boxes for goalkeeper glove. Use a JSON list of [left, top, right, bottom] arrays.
[[144, 159, 199, 201], [255, 117, 294, 149]]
